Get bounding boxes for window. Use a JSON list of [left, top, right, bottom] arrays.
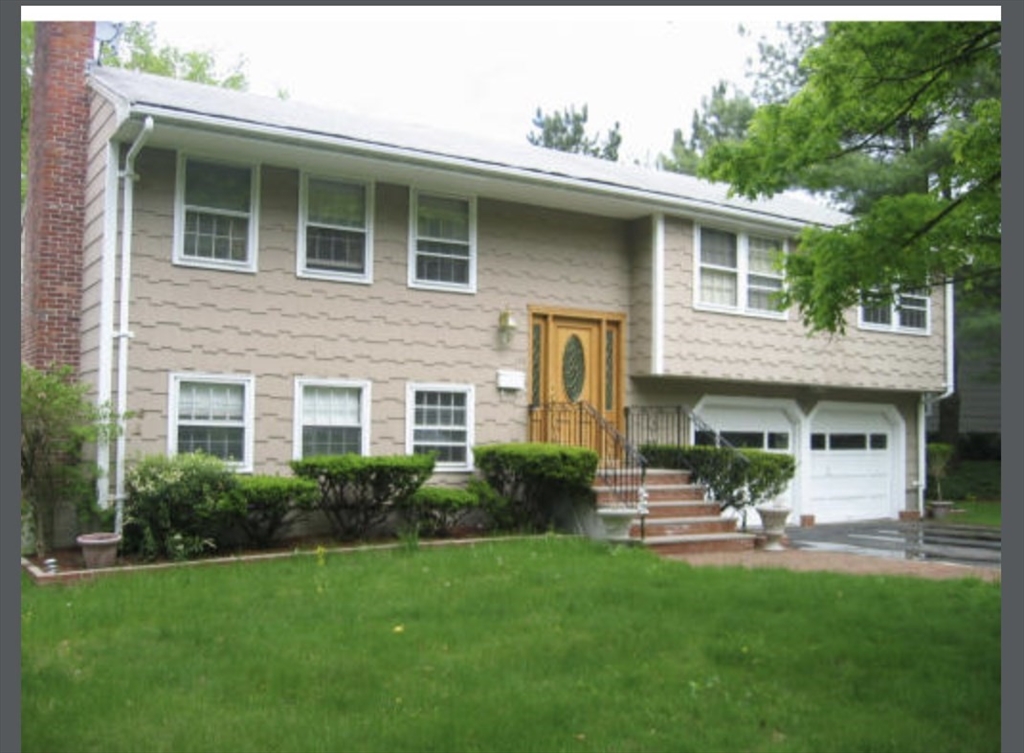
[[294, 379, 371, 459], [409, 191, 476, 292], [811, 432, 889, 451], [696, 430, 790, 452], [299, 175, 373, 282], [695, 226, 786, 316], [174, 156, 259, 271], [859, 289, 930, 334], [407, 383, 475, 470], [169, 373, 255, 471]]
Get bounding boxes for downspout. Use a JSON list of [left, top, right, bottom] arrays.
[[113, 116, 154, 534], [918, 280, 956, 517]]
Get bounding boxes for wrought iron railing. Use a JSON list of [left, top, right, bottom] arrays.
[[624, 405, 750, 464], [528, 401, 647, 507]]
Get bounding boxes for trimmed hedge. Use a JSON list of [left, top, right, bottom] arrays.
[[640, 444, 795, 511], [474, 443, 598, 532], [395, 486, 482, 537], [291, 454, 435, 540], [217, 476, 319, 549]]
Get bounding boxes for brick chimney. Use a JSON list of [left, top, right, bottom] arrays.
[[21, 21, 95, 372]]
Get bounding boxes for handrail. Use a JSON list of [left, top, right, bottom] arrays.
[[528, 401, 647, 507], [625, 405, 750, 464]]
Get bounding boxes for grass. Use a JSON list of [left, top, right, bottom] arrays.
[[943, 500, 1002, 528], [21, 537, 1000, 753]]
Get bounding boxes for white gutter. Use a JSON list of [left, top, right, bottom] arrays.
[[918, 281, 956, 517], [651, 214, 665, 375], [113, 116, 154, 534], [96, 142, 120, 509], [128, 105, 838, 234]]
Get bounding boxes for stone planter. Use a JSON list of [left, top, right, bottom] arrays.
[[77, 532, 122, 569], [927, 501, 954, 519], [755, 505, 791, 552], [596, 508, 637, 541]]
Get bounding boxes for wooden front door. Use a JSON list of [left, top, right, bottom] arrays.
[[529, 308, 624, 451]]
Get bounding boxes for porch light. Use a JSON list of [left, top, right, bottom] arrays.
[[498, 307, 517, 344]]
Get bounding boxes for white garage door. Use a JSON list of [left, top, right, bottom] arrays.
[[809, 407, 899, 522]]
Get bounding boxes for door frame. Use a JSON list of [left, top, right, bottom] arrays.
[[528, 306, 626, 432]]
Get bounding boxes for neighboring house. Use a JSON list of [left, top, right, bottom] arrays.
[[22, 23, 953, 541]]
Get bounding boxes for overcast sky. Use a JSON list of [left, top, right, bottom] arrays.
[[28, 6, 1000, 166]]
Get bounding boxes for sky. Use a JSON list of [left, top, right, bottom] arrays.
[[27, 6, 1000, 166]]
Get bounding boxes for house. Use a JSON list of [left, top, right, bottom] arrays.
[[22, 23, 952, 547]]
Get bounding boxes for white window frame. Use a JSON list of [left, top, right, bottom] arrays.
[[173, 154, 260, 273], [168, 372, 255, 472], [405, 382, 475, 472], [297, 174, 374, 284], [693, 224, 788, 319], [408, 189, 477, 294], [293, 378, 372, 460], [858, 288, 931, 335]]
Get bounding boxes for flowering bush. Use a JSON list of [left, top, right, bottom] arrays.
[[123, 453, 237, 560]]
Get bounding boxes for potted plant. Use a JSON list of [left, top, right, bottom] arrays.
[[925, 443, 955, 519], [746, 451, 797, 551], [596, 487, 648, 541]]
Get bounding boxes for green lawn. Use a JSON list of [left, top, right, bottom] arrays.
[[941, 500, 1002, 527], [21, 537, 1000, 753]]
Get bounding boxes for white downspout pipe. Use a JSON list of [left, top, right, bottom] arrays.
[[919, 281, 956, 517], [113, 116, 153, 534]]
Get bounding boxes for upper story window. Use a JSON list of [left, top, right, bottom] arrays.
[[293, 378, 371, 459], [695, 226, 786, 317], [859, 289, 930, 334], [409, 191, 477, 293], [299, 175, 373, 283], [174, 156, 259, 272], [169, 373, 255, 472]]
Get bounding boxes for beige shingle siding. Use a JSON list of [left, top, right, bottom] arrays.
[[124, 150, 634, 473], [627, 217, 653, 376], [79, 93, 119, 395], [659, 217, 946, 391]]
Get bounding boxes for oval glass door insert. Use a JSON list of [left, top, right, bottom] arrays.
[[563, 335, 585, 402]]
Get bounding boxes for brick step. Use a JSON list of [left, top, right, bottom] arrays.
[[642, 532, 758, 556], [632, 516, 736, 537], [594, 484, 704, 505], [644, 500, 720, 518], [643, 469, 693, 486]]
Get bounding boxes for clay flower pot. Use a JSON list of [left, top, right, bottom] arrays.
[[76, 532, 122, 569]]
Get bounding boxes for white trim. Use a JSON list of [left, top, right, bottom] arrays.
[[172, 153, 260, 273], [405, 382, 476, 472], [692, 223, 789, 320], [407, 189, 478, 294], [168, 372, 256, 472], [651, 213, 665, 375], [96, 141, 120, 509], [296, 173, 375, 284], [293, 378, 372, 459], [124, 103, 842, 232]]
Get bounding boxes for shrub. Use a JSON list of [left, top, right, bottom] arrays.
[[123, 453, 238, 560], [395, 486, 482, 537], [640, 444, 795, 513], [217, 476, 319, 549], [474, 443, 598, 532], [21, 364, 118, 557], [290, 454, 435, 540]]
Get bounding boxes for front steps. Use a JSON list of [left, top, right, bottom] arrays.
[[593, 468, 756, 555]]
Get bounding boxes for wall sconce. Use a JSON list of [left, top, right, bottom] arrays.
[[498, 306, 517, 344]]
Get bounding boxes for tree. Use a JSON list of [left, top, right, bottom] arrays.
[[527, 104, 622, 161], [20, 21, 248, 201], [700, 21, 1001, 335], [658, 81, 755, 175]]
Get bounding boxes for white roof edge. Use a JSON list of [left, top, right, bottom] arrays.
[[88, 66, 850, 229]]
